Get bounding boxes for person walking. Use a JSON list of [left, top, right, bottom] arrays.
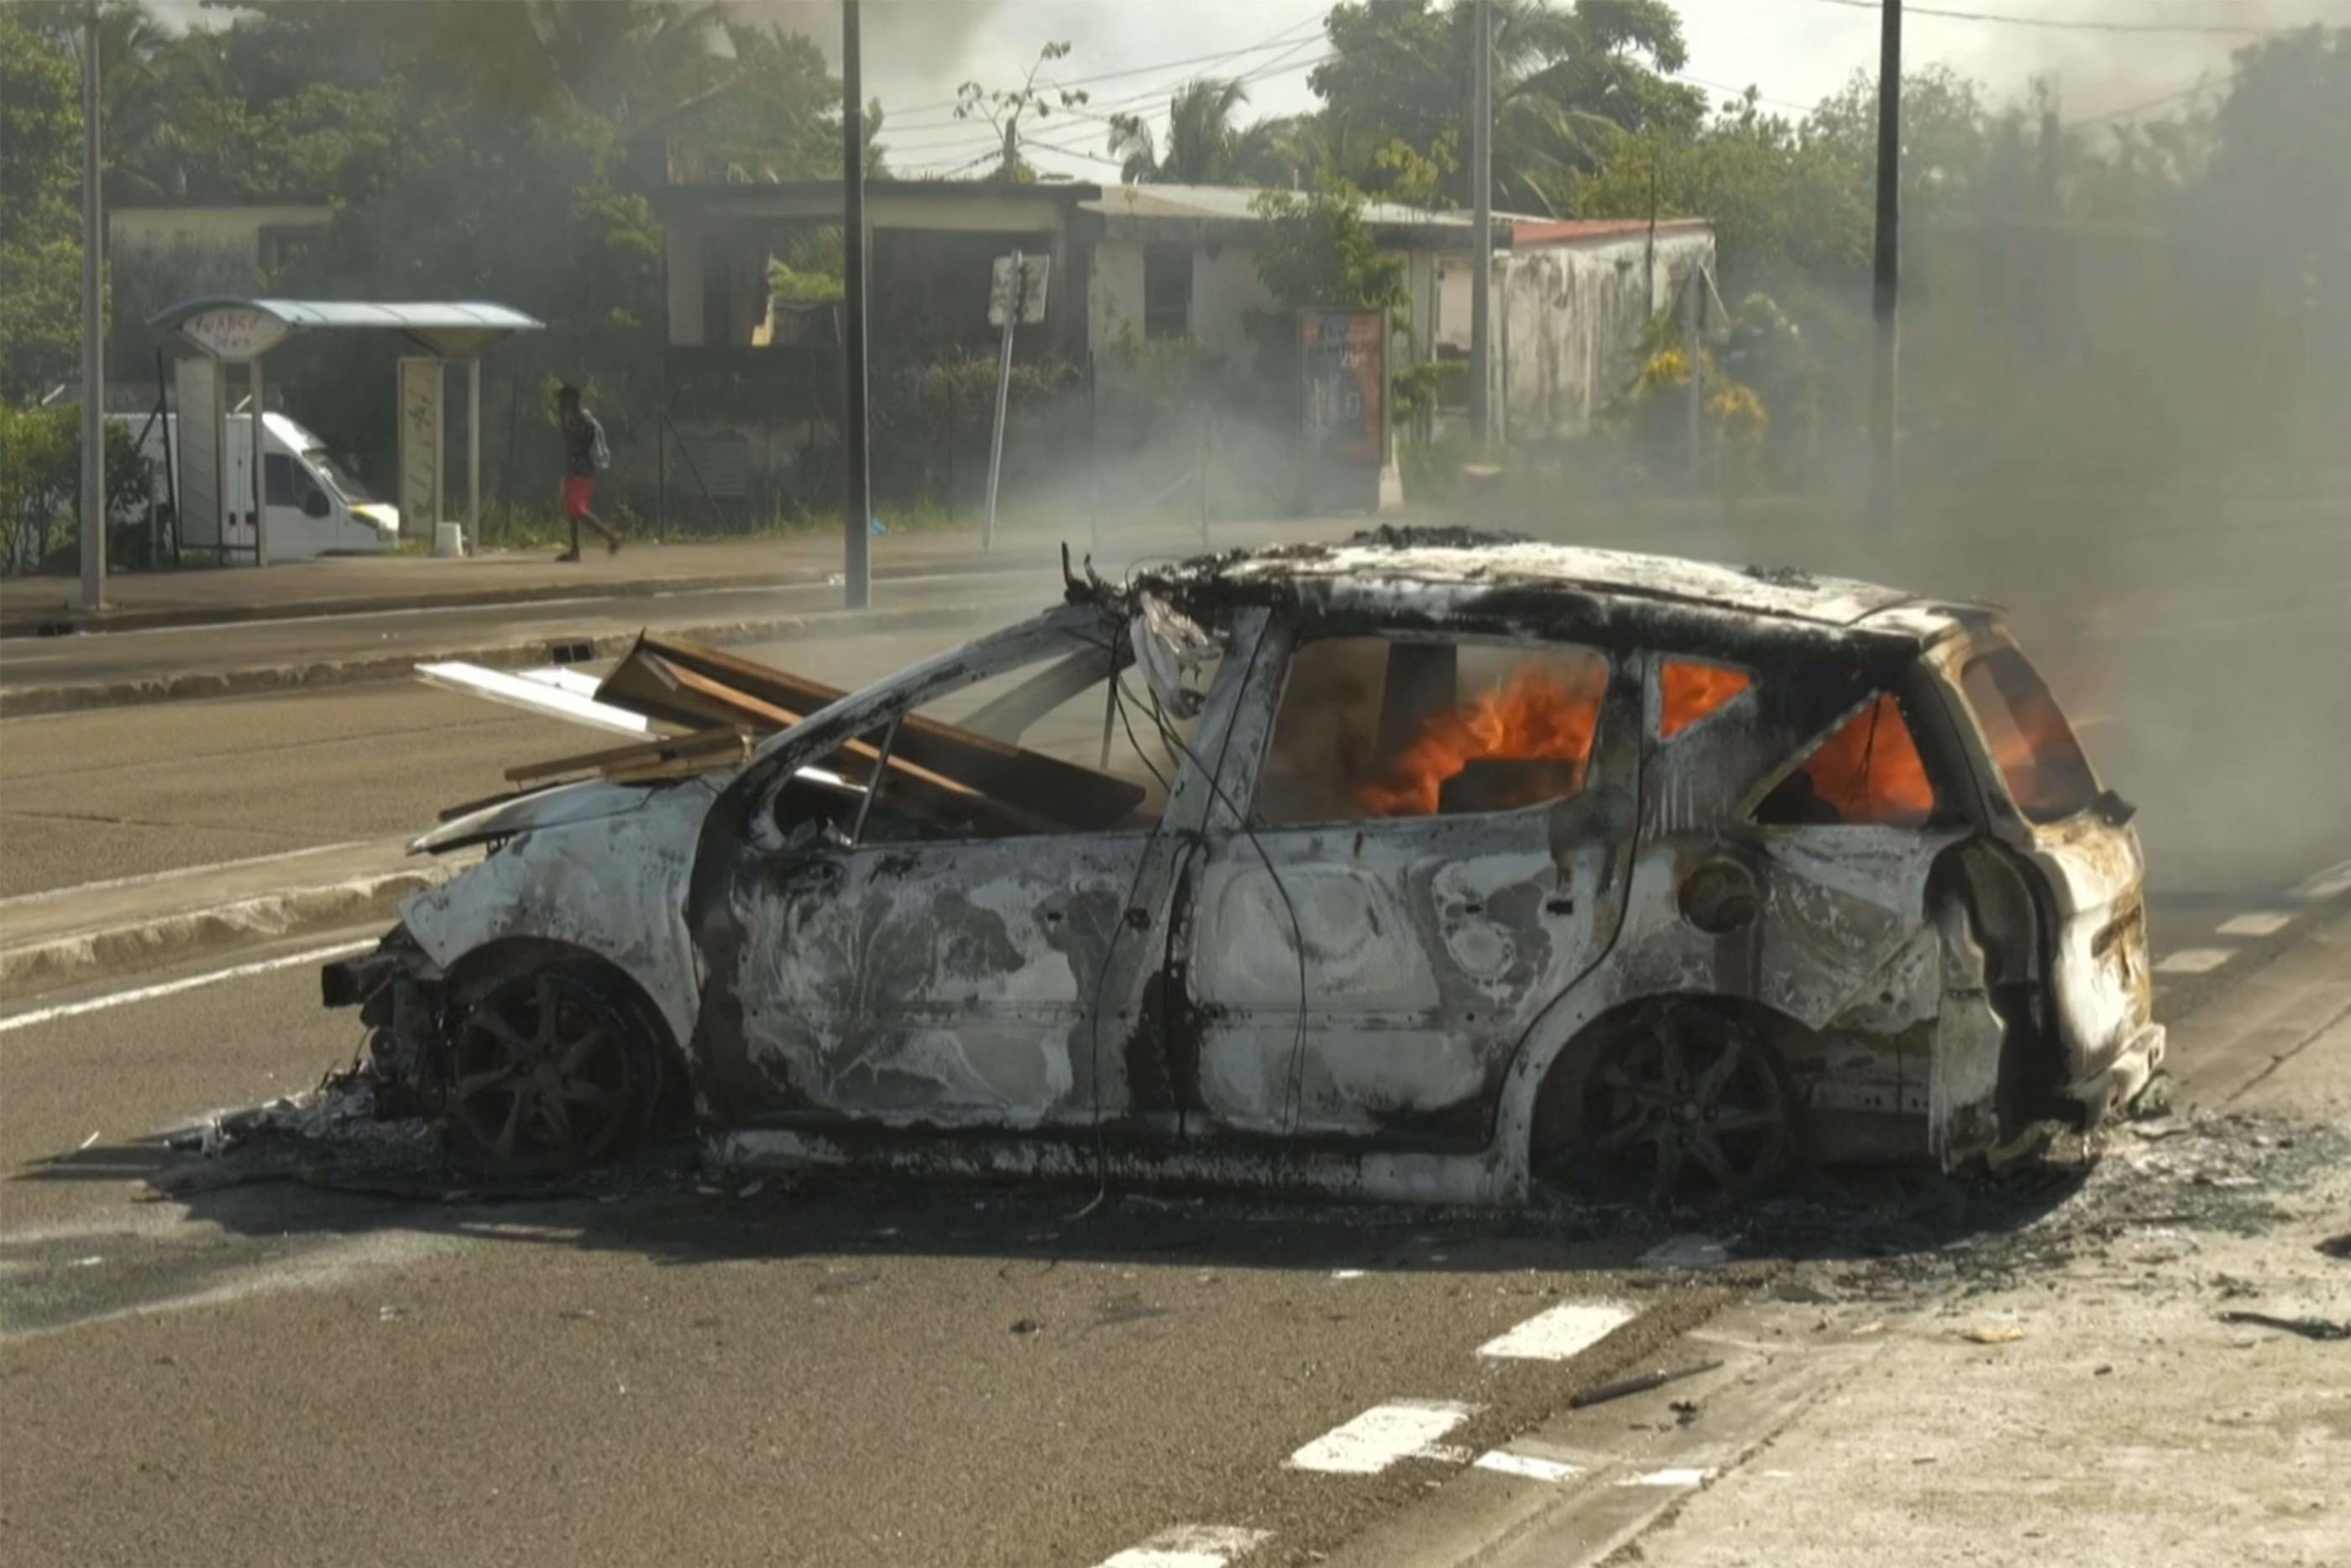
[[555, 384, 620, 560]]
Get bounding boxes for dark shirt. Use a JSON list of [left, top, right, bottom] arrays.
[[561, 408, 602, 478]]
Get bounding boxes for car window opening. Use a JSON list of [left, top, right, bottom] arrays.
[[1258, 636, 1607, 825], [1960, 648, 2099, 824], [1658, 660, 1753, 740], [1754, 693, 1938, 828], [779, 640, 1221, 845]]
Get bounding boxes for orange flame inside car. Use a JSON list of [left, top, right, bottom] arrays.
[[1660, 661, 1751, 739], [1356, 662, 1605, 817], [1799, 694, 1936, 824]]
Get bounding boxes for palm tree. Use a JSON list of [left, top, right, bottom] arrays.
[[1108, 77, 1289, 186]]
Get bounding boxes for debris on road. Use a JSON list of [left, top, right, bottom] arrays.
[[1568, 1359, 1724, 1409], [2216, 1310, 2351, 1343], [1959, 1323, 2029, 1344]]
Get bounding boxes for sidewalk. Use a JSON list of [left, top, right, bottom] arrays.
[[1552, 913, 2351, 1568], [0, 517, 1348, 640]]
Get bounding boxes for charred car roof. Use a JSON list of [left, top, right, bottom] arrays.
[[1130, 528, 1991, 660]]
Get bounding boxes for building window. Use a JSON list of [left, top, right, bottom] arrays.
[[1144, 244, 1192, 340]]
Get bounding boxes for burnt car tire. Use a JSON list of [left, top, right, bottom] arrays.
[[445, 964, 665, 1176], [1551, 1001, 1804, 1205]]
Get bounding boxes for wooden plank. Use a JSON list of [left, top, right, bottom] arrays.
[[635, 635, 1145, 831], [505, 726, 750, 787]]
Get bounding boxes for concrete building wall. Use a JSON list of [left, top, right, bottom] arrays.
[[1090, 238, 1275, 369], [667, 217, 705, 347], [1490, 229, 1715, 443], [110, 204, 331, 267]]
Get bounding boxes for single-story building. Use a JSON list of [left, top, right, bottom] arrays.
[[651, 180, 1714, 445]]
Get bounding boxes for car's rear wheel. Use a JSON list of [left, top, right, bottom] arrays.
[[1565, 1001, 1801, 1204], [446, 964, 661, 1175]]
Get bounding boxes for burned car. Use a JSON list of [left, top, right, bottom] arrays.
[[325, 531, 2163, 1203]]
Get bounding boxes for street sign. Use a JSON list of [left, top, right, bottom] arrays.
[[987, 253, 1051, 327], [178, 306, 290, 361]]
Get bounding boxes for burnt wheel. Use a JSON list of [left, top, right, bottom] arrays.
[[1577, 1002, 1799, 1204], [447, 966, 659, 1174]]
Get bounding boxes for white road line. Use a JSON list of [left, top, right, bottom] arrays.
[[2295, 859, 2351, 901], [1618, 1466, 1711, 1487], [2216, 912, 2294, 938], [1475, 1450, 1581, 1483], [1286, 1399, 1476, 1475], [0, 841, 373, 908], [1478, 1300, 1636, 1362], [2155, 947, 2235, 975], [1092, 1525, 1270, 1568], [0, 939, 373, 1036]]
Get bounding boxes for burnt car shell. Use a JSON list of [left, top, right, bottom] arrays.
[[323, 531, 2161, 1202]]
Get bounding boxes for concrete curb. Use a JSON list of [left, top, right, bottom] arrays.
[[0, 601, 978, 719], [0, 860, 469, 1004]]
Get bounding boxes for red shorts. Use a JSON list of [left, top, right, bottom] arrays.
[[562, 476, 595, 518]]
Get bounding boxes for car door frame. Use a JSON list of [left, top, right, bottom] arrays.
[[685, 602, 1249, 1147], [1171, 610, 1644, 1153]]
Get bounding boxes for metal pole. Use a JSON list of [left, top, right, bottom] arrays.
[[982, 247, 1019, 551], [839, 0, 872, 608], [250, 359, 268, 566], [1467, 0, 1494, 447], [468, 358, 482, 548], [1868, 0, 1902, 520], [1687, 270, 1704, 487], [79, 0, 106, 610]]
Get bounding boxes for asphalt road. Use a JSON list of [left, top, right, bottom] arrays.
[[0, 562, 1072, 699], [4, 893, 2348, 1568], [3, 490, 2348, 1565], [0, 589, 1060, 899]]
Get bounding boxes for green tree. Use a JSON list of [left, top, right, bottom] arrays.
[[1108, 77, 1290, 186], [1308, 0, 1704, 212], [1250, 183, 1412, 314], [0, 8, 84, 401]]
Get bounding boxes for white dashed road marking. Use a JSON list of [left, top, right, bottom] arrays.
[[2155, 948, 2234, 975], [1474, 1450, 1581, 1483], [2216, 912, 2294, 938], [2296, 860, 2351, 901], [1477, 1300, 1637, 1362], [1287, 1400, 1477, 1475], [1093, 1524, 1270, 1568], [1619, 1467, 1712, 1487], [0, 939, 374, 1036]]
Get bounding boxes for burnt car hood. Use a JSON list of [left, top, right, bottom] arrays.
[[411, 777, 724, 855]]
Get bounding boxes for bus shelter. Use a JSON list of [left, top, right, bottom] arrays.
[[147, 297, 542, 566]]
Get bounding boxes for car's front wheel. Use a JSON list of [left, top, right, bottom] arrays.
[[445, 964, 663, 1174]]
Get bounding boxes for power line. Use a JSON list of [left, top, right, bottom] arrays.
[[878, 12, 1328, 124], [2073, 67, 2240, 124], [1793, 0, 2306, 34]]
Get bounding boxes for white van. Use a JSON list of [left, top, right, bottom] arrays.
[[113, 410, 402, 562]]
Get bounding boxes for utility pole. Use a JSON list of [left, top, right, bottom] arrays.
[[1867, 0, 1902, 521], [80, 0, 107, 612], [1468, 0, 1494, 447], [839, 0, 872, 609]]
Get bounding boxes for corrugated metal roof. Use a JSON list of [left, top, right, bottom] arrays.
[[1508, 217, 1713, 248], [146, 297, 544, 332]]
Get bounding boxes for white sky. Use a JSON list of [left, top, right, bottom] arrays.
[[158, 1, 2351, 184], [849, 0, 2351, 180]]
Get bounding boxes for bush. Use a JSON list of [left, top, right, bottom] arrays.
[[1, 402, 156, 575]]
